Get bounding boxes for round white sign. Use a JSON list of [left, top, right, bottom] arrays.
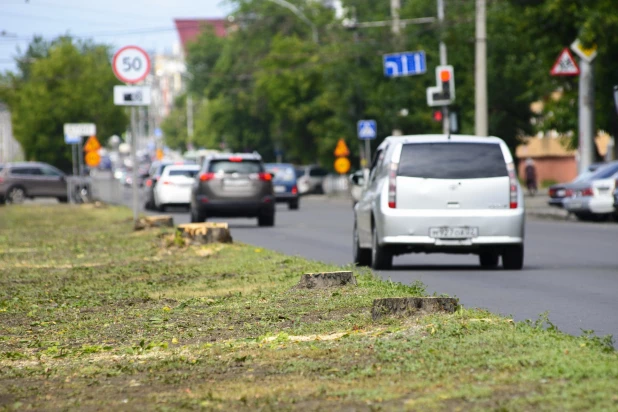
[[112, 46, 151, 84]]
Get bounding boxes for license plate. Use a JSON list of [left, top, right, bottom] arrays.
[[430, 227, 478, 239], [224, 180, 249, 188], [274, 185, 286, 193], [556, 189, 565, 197]]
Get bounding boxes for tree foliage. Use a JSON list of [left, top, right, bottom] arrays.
[[1, 37, 127, 172]]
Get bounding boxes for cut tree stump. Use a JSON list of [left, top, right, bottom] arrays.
[[134, 215, 174, 230], [296, 271, 357, 289], [176, 223, 233, 245], [371, 297, 458, 320]]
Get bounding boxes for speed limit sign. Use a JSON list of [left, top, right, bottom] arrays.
[[112, 45, 151, 84]]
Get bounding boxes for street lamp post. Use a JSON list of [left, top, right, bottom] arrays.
[[265, 0, 318, 44]]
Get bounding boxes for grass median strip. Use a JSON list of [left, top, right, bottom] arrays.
[[1, 204, 617, 410]]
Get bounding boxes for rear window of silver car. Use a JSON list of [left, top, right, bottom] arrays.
[[398, 142, 508, 179], [209, 160, 263, 174]]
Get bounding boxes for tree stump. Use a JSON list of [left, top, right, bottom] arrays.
[[176, 223, 233, 245], [371, 297, 458, 320], [296, 271, 357, 289], [134, 215, 174, 230]]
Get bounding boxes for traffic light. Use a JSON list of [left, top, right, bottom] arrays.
[[426, 65, 455, 107], [432, 109, 443, 122]]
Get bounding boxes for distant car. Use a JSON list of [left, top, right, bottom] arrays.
[[190, 153, 275, 226], [295, 165, 328, 195], [0, 162, 68, 204], [353, 135, 525, 270], [547, 162, 606, 208], [562, 161, 618, 220], [144, 160, 194, 210], [153, 165, 200, 211], [265, 163, 299, 210], [613, 179, 618, 213]]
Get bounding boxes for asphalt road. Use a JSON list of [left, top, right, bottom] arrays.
[[135, 191, 618, 341]]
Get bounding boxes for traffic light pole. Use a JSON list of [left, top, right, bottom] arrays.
[[437, 0, 450, 134]]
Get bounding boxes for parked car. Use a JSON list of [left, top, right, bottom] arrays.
[[353, 135, 525, 270], [547, 162, 606, 208], [613, 178, 618, 213], [562, 161, 618, 220], [295, 165, 328, 195], [265, 163, 299, 210], [0, 162, 68, 204], [190, 153, 275, 226], [153, 164, 200, 211], [144, 160, 194, 210]]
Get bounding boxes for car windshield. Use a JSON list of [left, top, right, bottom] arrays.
[[588, 162, 618, 180], [398, 142, 508, 179], [209, 159, 263, 174], [266, 165, 296, 182]]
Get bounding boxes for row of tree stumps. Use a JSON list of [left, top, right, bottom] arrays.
[[135, 215, 457, 319]]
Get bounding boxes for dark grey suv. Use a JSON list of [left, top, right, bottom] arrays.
[[190, 153, 275, 226], [0, 162, 68, 204]]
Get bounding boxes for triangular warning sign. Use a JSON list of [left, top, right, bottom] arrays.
[[334, 138, 350, 157], [550, 48, 580, 76], [83, 135, 101, 152]]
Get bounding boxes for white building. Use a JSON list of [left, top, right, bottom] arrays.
[[0, 103, 23, 163]]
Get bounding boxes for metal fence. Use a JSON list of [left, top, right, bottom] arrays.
[[88, 176, 125, 205]]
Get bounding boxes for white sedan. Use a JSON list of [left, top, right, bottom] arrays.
[[563, 161, 618, 220], [153, 165, 200, 211]]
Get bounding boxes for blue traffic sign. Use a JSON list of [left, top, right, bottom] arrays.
[[357, 120, 377, 140], [64, 134, 80, 144], [383, 51, 426, 78]]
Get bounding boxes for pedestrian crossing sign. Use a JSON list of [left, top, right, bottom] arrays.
[[357, 120, 377, 140]]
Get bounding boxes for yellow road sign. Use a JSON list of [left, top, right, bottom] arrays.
[[570, 39, 597, 62], [83, 135, 101, 152], [334, 157, 351, 174], [334, 138, 350, 157], [156, 148, 164, 160], [85, 151, 101, 167]]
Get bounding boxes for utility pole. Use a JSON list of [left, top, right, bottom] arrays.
[[475, 0, 488, 136], [391, 0, 401, 36], [186, 94, 194, 150], [578, 58, 594, 173], [437, 0, 450, 134], [130, 107, 139, 225]]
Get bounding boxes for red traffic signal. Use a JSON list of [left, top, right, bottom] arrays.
[[432, 110, 443, 122]]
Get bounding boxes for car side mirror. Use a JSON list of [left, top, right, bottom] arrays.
[[350, 173, 365, 186]]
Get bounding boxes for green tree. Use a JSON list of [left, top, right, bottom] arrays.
[[1, 37, 127, 172]]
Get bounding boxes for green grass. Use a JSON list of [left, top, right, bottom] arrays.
[[1, 204, 617, 411]]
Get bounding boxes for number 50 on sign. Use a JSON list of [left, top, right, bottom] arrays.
[[112, 46, 151, 84]]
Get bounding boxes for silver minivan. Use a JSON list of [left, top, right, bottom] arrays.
[[353, 135, 525, 270]]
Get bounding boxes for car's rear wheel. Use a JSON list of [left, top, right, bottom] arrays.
[[502, 245, 524, 270], [353, 220, 371, 266], [190, 207, 206, 223], [288, 200, 299, 210], [479, 252, 499, 269], [6, 186, 26, 204], [371, 225, 392, 270], [258, 212, 275, 227]]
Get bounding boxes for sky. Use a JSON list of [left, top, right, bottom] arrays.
[[0, 0, 231, 73]]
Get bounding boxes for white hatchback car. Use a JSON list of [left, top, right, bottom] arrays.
[[153, 164, 200, 211], [353, 135, 525, 270]]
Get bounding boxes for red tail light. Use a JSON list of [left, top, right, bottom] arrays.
[[229, 157, 243, 163], [199, 172, 215, 181], [388, 161, 398, 209], [565, 189, 574, 197], [580, 187, 594, 197], [507, 163, 518, 209], [162, 180, 173, 185], [259, 172, 272, 181], [145, 179, 153, 187], [291, 185, 298, 194]]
